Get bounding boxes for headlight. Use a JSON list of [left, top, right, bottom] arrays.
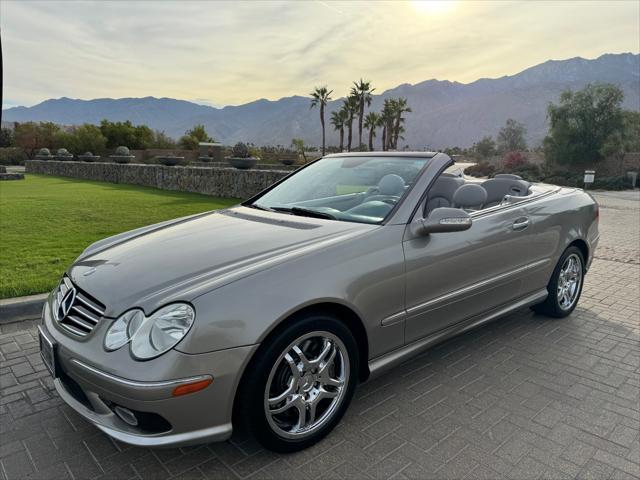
[[104, 303, 195, 360], [104, 309, 144, 351]]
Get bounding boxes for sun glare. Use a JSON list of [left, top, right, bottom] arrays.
[[411, 0, 455, 15]]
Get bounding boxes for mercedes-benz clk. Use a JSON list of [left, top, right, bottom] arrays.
[[39, 152, 599, 452]]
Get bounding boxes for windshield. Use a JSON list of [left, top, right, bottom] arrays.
[[251, 155, 431, 224]]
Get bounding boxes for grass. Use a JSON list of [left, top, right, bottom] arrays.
[[0, 175, 237, 299]]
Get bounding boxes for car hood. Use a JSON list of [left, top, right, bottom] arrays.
[[68, 207, 373, 316]]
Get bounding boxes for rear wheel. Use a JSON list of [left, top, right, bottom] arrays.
[[236, 313, 358, 452], [532, 246, 585, 318]]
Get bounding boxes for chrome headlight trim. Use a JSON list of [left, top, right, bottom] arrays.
[[104, 303, 195, 360], [104, 309, 145, 351]]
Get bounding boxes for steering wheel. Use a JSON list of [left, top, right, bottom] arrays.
[[363, 195, 400, 205]]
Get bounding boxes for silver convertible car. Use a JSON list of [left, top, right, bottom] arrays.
[[39, 152, 599, 452]]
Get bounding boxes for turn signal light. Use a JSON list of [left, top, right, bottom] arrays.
[[172, 378, 213, 397]]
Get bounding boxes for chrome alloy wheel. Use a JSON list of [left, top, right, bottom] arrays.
[[264, 331, 349, 439], [557, 253, 582, 310]]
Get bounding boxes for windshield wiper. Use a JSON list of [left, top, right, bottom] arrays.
[[270, 206, 337, 220], [248, 203, 275, 212]]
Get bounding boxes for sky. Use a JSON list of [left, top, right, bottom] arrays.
[[1, 0, 639, 109]]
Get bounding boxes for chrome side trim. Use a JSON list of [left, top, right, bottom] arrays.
[[367, 289, 548, 380], [70, 359, 211, 388], [381, 310, 406, 326], [406, 258, 550, 315], [469, 189, 558, 219]]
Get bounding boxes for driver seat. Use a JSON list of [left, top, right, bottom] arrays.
[[366, 174, 406, 202]]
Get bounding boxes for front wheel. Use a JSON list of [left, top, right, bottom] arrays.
[[532, 246, 585, 318], [235, 313, 359, 452]]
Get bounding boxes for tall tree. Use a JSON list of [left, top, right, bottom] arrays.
[[497, 118, 527, 153], [351, 79, 375, 150], [343, 96, 359, 152], [364, 112, 380, 151], [474, 136, 497, 160], [392, 97, 411, 149], [185, 124, 213, 142], [544, 83, 624, 165], [380, 100, 396, 151], [330, 110, 346, 151], [310, 86, 333, 155], [601, 110, 640, 174]]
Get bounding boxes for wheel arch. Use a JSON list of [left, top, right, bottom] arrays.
[[231, 301, 370, 427], [568, 238, 589, 269]]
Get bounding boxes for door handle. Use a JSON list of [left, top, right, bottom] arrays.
[[512, 217, 530, 231]]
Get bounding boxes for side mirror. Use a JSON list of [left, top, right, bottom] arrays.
[[415, 207, 472, 235]]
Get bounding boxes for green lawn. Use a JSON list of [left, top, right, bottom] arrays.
[[0, 175, 237, 299]]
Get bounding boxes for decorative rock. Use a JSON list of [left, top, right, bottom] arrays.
[[35, 148, 54, 160], [55, 148, 74, 161], [109, 146, 135, 164], [78, 151, 101, 162]]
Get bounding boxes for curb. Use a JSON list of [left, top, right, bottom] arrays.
[[0, 293, 48, 324]]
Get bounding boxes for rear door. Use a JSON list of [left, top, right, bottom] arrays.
[[402, 203, 544, 343]]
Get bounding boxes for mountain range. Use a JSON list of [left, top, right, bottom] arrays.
[[3, 53, 639, 149]]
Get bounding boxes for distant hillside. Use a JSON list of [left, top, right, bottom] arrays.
[[3, 53, 639, 149]]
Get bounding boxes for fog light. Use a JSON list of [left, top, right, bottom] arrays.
[[172, 378, 213, 397], [114, 405, 138, 426]]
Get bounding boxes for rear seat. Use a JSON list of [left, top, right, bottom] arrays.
[[480, 178, 530, 208]]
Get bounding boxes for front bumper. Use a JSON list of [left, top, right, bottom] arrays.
[[40, 301, 258, 447]]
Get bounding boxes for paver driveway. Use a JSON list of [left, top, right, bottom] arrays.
[[1, 192, 639, 480]]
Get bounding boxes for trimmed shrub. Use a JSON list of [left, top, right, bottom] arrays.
[[503, 151, 528, 170], [231, 142, 251, 158], [0, 148, 28, 165], [464, 162, 495, 177]]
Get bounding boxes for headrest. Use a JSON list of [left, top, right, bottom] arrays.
[[494, 173, 523, 180], [378, 174, 405, 196], [481, 178, 530, 198], [430, 176, 464, 197], [453, 184, 487, 209]]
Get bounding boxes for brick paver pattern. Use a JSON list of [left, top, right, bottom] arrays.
[[1, 192, 638, 480]]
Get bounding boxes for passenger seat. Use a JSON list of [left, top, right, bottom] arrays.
[[480, 178, 530, 208], [452, 184, 487, 212], [425, 175, 464, 215]]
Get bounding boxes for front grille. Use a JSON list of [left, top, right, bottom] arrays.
[[54, 276, 106, 337]]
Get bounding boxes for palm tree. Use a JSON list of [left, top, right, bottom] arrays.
[[392, 97, 411, 149], [350, 79, 375, 150], [380, 99, 396, 151], [343, 96, 358, 152], [364, 112, 379, 151], [330, 110, 346, 151], [309, 86, 333, 155]]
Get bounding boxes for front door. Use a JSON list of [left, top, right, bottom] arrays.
[[403, 205, 539, 343]]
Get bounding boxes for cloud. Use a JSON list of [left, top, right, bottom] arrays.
[[2, 0, 639, 108]]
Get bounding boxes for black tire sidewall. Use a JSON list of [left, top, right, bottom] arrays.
[[237, 313, 359, 453]]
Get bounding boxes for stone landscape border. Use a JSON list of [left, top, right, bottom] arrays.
[[25, 160, 292, 199]]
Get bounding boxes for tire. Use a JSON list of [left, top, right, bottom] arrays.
[[532, 246, 585, 318], [235, 312, 359, 453]]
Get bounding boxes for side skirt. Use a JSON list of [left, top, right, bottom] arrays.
[[366, 289, 548, 381]]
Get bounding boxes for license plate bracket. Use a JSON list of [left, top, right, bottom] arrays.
[[38, 327, 57, 378]]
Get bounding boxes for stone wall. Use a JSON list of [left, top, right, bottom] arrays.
[[25, 160, 291, 199], [190, 161, 298, 171], [130, 148, 199, 163]]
